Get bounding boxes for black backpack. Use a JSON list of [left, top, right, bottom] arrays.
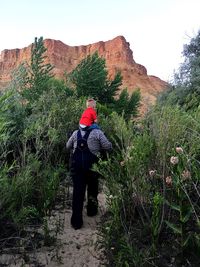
[[71, 130, 98, 171]]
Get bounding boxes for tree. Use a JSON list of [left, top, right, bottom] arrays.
[[69, 52, 122, 104], [115, 88, 141, 120], [160, 30, 200, 110], [181, 30, 200, 110], [127, 89, 141, 118], [99, 72, 122, 104], [21, 37, 54, 102], [46, 78, 74, 97]]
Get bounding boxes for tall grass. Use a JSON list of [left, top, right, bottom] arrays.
[[95, 106, 200, 266], [0, 87, 84, 229]]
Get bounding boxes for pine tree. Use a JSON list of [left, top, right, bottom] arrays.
[[69, 52, 122, 104], [115, 88, 141, 120], [22, 37, 54, 102]]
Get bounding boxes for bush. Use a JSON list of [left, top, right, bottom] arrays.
[[95, 106, 200, 266], [0, 86, 85, 228]]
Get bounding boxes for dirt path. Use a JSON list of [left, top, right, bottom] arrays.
[[41, 192, 107, 267], [0, 191, 107, 267]]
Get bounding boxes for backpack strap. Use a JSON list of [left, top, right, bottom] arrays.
[[77, 129, 92, 142]]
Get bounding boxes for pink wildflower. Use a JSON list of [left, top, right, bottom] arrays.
[[181, 170, 191, 181], [149, 170, 156, 177], [165, 176, 172, 186], [170, 156, 179, 165], [176, 146, 183, 154], [120, 161, 125, 167]]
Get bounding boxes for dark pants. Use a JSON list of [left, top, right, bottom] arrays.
[[71, 170, 99, 228]]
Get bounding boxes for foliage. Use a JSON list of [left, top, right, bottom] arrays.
[[94, 113, 154, 266], [0, 89, 26, 165], [69, 52, 141, 120], [20, 37, 54, 102], [158, 30, 200, 111], [68, 51, 122, 104], [147, 105, 200, 255], [46, 77, 74, 97], [95, 106, 200, 266], [151, 192, 163, 254], [115, 88, 141, 120], [0, 83, 84, 228]]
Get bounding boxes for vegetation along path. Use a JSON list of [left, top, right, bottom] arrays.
[[0, 181, 106, 267]]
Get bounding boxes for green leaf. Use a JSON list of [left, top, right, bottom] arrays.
[[165, 200, 180, 212], [183, 235, 190, 247], [197, 220, 200, 228], [165, 220, 182, 234], [180, 209, 192, 223]]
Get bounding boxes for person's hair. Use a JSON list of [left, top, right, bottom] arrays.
[[86, 98, 96, 108]]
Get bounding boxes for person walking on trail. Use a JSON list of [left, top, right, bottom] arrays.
[[66, 126, 112, 230]]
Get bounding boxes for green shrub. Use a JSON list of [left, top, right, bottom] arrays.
[[95, 106, 200, 266]]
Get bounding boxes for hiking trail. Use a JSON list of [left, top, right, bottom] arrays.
[[0, 185, 107, 267]]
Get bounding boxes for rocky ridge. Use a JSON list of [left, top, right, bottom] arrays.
[[0, 36, 168, 110]]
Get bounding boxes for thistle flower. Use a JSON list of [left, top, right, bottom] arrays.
[[165, 176, 172, 186], [149, 170, 156, 177], [170, 156, 179, 165], [120, 161, 125, 166], [181, 170, 191, 181], [176, 146, 183, 154]]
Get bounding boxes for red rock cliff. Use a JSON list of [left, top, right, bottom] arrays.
[[0, 36, 168, 110]]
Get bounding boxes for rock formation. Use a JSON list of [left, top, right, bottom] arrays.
[[0, 36, 168, 111]]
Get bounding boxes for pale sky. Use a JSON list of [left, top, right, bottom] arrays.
[[0, 0, 199, 81]]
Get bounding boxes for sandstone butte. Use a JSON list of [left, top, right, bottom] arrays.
[[0, 35, 168, 113]]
